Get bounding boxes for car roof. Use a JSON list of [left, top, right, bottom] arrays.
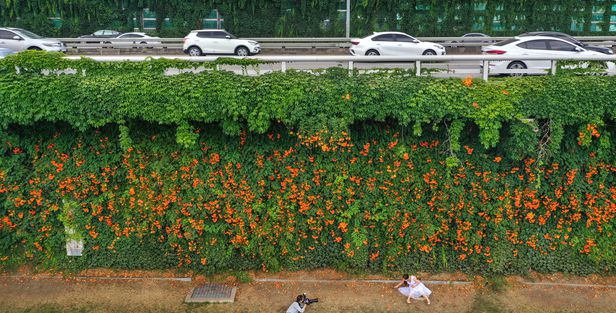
[[192, 29, 228, 32], [371, 31, 411, 35], [121, 32, 146, 35], [514, 35, 574, 41], [521, 31, 568, 36], [366, 31, 415, 38], [494, 36, 581, 47]]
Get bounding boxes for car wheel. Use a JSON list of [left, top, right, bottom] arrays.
[[188, 46, 203, 56], [422, 49, 437, 55], [235, 46, 250, 56], [507, 61, 527, 77], [365, 49, 380, 56], [27, 47, 42, 51]]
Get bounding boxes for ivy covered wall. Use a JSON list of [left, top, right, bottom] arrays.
[[1, 1, 616, 37], [0, 53, 615, 275]]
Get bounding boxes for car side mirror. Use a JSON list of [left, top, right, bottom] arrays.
[[12, 35, 22, 41], [412, 39, 420, 44], [225, 35, 231, 39], [575, 47, 583, 52]]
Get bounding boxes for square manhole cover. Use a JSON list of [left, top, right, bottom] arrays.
[[185, 283, 237, 303]]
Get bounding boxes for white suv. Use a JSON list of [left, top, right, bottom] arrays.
[[183, 29, 260, 56], [0, 28, 66, 53]]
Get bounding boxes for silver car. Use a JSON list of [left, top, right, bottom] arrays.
[[0, 28, 66, 53]]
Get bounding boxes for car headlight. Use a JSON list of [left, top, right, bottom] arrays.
[[435, 44, 444, 50], [248, 40, 259, 45], [43, 43, 62, 47]]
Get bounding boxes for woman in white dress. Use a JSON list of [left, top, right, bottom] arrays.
[[394, 274, 431, 304]]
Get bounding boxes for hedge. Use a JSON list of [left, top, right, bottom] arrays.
[[0, 53, 615, 275]]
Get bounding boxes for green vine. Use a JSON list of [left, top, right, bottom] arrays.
[[1, 53, 616, 158]]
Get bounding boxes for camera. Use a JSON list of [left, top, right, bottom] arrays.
[[302, 293, 319, 305]]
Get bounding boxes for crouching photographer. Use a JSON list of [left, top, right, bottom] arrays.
[[286, 294, 319, 313]]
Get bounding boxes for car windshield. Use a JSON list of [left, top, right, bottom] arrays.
[[14, 29, 43, 39], [563, 36, 584, 46]]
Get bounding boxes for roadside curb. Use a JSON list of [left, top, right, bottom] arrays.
[[3, 275, 192, 282], [254, 278, 616, 289], [4, 275, 616, 288], [520, 281, 616, 289], [254, 278, 471, 285]]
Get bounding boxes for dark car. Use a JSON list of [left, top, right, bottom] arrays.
[[79, 30, 122, 44], [79, 30, 122, 38], [519, 31, 613, 55], [449, 33, 494, 47], [461, 33, 492, 40]]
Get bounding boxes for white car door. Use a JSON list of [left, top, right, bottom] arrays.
[[212, 31, 235, 54], [546, 39, 580, 58], [0, 29, 24, 52], [196, 31, 216, 53], [516, 39, 552, 70], [393, 34, 422, 56], [370, 34, 397, 56], [116, 34, 132, 47], [131, 34, 145, 44]]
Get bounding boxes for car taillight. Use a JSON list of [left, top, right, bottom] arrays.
[[351, 41, 360, 45], [485, 49, 507, 55], [183, 37, 188, 43]]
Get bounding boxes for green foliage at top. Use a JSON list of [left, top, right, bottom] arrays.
[[1, 52, 615, 162], [0, 1, 614, 37]]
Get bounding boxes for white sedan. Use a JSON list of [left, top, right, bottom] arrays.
[[482, 36, 615, 76], [350, 32, 446, 56], [114, 32, 161, 47]]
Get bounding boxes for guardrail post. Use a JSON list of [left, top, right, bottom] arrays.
[[415, 61, 421, 76], [348, 61, 354, 76], [281, 61, 287, 73], [550, 60, 557, 75], [482, 60, 489, 81]]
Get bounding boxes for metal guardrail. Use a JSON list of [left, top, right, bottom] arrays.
[[54, 36, 616, 52], [62, 54, 616, 81]]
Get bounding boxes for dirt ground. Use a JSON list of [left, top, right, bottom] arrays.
[[0, 270, 615, 313]]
